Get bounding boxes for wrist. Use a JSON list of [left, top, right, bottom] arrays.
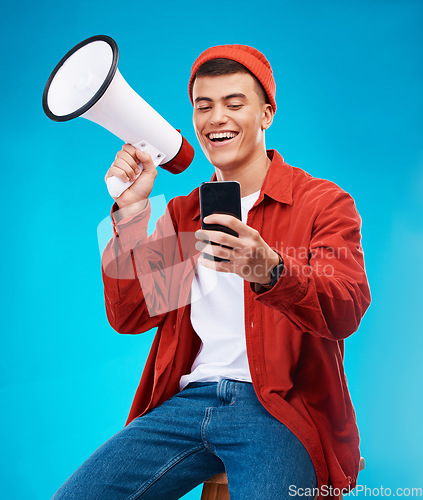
[[259, 253, 284, 290], [115, 199, 148, 222]]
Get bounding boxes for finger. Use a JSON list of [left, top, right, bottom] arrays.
[[122, 143, 139, 159], [195, 239, 208, 252], [105, 166, 131, 184], [113, 158, 139, 182], [198, 254, 233, 273], [194, 230, 209, 242], [116, 149, 141, 174], [195, 242, 232, 261], [195, 228, 239, 248], [135, 150, 158, 175], [203, 214, 248, 235]]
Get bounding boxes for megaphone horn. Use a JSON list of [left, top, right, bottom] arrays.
[[42, 35, 194, 198]]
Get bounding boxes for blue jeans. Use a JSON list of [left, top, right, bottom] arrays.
[[52, 379, 317, 499]]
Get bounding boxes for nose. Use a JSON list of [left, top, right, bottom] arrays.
[[210, 104, 228, 125]]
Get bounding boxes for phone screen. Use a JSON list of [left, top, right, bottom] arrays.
[[199, 181, 241, 262]]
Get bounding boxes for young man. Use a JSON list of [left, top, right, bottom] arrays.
[[53, 45, 371, 499]]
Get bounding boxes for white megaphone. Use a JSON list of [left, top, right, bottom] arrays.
[[42, 35, 194, 198]]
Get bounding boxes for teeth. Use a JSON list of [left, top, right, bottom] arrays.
[[208, 132, 237, 140]]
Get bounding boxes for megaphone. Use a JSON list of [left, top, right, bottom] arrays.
[[42, 35, 194, 198]]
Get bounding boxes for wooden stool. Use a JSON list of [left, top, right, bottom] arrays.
[[201, 472, 230, 500], [201, 458, 365, 500]]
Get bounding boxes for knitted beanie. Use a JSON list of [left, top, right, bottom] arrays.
[[189, 44, 276, 113]]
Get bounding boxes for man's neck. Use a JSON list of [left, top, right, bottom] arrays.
[[214, 150, 271, 197]]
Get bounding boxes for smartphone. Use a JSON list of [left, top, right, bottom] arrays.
[[199, 181, 242, 262]]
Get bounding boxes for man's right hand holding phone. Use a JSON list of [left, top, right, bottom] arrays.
[[195, 213, 281, 288]]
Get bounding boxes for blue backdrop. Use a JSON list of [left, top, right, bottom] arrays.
[[1, 1, 422, 498]]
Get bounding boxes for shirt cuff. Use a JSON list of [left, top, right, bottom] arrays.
[[250, 253, 308, 311], [111, 201, 151, 249]]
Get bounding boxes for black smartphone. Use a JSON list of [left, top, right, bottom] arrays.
[[199, 181, 242, 262]]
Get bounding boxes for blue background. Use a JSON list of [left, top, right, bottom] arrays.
[[1, 0, 422, 498]]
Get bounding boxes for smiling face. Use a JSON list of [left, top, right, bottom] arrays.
[[192, 73, 273, 174]]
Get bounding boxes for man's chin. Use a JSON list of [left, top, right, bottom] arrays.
[[208, 151, 240, 171]]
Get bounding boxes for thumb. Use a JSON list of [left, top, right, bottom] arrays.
[[135, 150, 157, 174]]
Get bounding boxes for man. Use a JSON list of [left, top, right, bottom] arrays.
[[53, 45, 371, 499]]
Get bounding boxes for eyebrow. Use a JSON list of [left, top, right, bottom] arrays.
[[194, 93, 248, 103]]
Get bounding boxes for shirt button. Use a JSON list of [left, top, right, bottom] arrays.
[[156, 363, 161, 371], [251, 321, 254, 328]]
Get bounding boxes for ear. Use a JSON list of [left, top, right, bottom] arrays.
[[261, 103, 274, 130]]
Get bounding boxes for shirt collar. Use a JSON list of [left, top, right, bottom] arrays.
[[191, 149, 293, 221]]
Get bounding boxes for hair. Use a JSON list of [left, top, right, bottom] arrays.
[[192, 58, 269, 105]]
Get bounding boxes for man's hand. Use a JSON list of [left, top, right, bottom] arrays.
[[195, 214, 280, 285], [105, 144, 158, 219]]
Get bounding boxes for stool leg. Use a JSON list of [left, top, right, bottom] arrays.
[[201, 482, 230, 500]]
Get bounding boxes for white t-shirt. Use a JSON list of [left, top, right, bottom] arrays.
[[179, 190, 261, 390]]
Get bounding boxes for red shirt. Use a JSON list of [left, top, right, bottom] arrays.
[[101, 150, 371, 491]]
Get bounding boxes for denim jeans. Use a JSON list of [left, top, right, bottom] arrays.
[[52, 379, 317, 499]]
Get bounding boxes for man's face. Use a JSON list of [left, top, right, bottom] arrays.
[[192, 73, 273, 172]]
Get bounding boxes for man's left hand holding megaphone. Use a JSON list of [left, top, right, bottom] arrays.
[[42, 35, 194, 199]]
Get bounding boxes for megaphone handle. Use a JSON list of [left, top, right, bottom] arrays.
[[106, 140, 166, 198]]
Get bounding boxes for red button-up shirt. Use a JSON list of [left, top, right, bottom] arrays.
[[101, 150, 371, 492]]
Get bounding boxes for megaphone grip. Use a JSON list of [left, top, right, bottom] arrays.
[[106, 140, 165, 198], [107, 175, 136, 199]]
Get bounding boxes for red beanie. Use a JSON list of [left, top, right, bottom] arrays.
[[189, 44, 276, 113]]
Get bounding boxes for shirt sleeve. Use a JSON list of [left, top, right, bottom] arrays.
[[251, 190, 371, 341], [101, 199, 187, 334]]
